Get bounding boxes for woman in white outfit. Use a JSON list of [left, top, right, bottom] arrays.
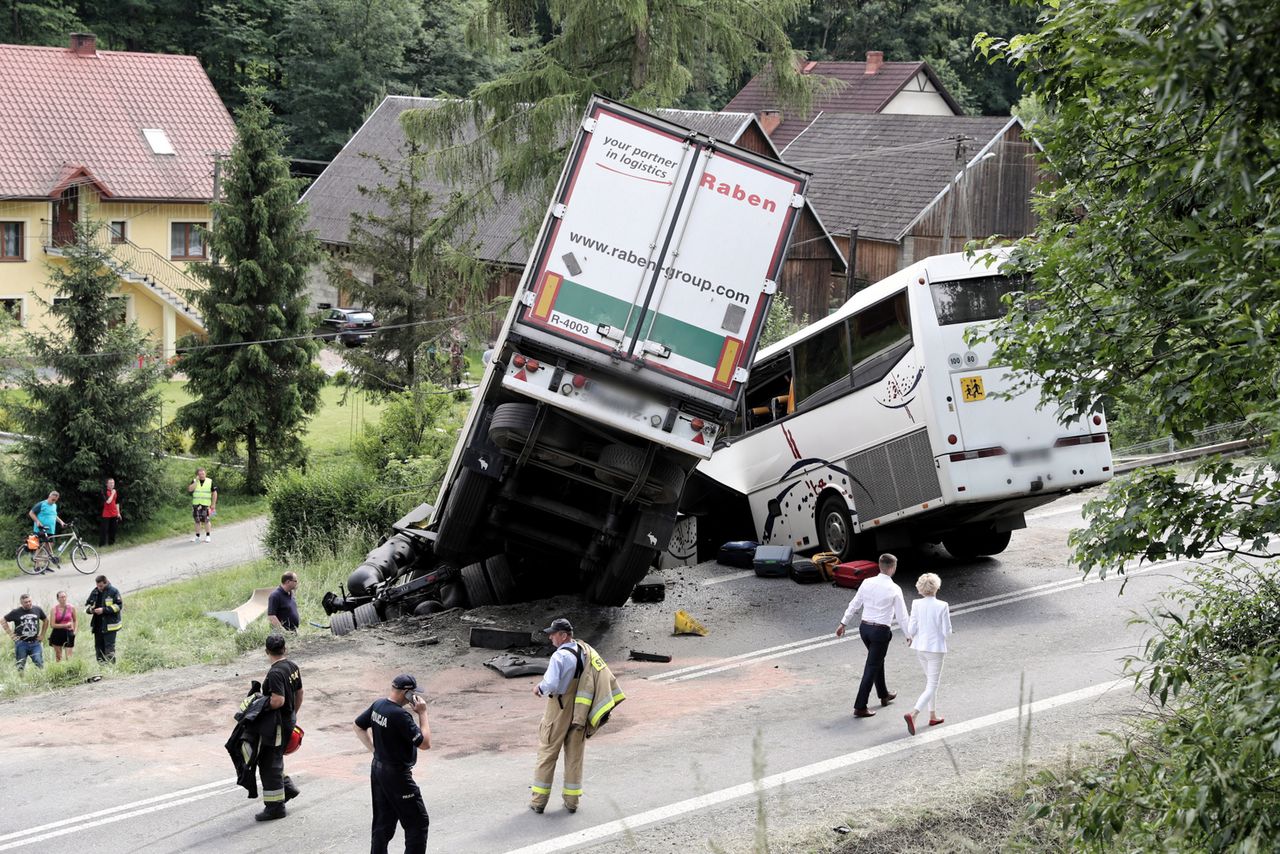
[[904, 572, 952, 735]]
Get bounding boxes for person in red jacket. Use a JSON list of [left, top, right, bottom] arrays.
[[100, 478, 121, 547]]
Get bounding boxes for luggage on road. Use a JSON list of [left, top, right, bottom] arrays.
[[717, 540, 758, 569], [753, 545, 793, 577], [832, 559, 880, 589], [789, 557, 823, 584], [812, 552, 839, 582]]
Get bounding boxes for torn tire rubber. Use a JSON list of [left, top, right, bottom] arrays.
[[484, 553, 519, 605], [460, 561, 495, 608], [595, 445, 687, 503], [354, 602, 381, 628], [330, 611, 356, 637], [434, 467, 490, 561]]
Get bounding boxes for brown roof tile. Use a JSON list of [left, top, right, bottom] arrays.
[[0, 41, 235, 200]]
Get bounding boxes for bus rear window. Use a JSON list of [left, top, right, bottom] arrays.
[[929, 275, 1027, 325]]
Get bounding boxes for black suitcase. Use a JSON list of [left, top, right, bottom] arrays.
[[753, 545, 793, 577], [717, 540, 758, 569], [789, 557, 823, 584]]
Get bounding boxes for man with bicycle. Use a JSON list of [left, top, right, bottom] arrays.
[[28, 491, 65, 572]]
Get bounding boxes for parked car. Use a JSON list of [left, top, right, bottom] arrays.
[[318, 307, 377, 347]]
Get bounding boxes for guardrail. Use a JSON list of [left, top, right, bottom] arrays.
[[1114, 420, 1252, 458]]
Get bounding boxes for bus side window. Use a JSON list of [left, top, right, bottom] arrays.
[[850, 292, 912, 391], [743, 353, 793, 431], [793, 320, 851, 409]]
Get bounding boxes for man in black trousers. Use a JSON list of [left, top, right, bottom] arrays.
[[835, 553, 912, 717], [353, 674, 432, 854]]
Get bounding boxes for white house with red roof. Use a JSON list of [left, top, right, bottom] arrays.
[[0, 33, 236, 355]]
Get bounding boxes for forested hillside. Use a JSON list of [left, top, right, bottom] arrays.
[[2, 0, 1029, 160]]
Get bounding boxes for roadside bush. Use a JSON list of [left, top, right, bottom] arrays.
[[331, 369, 350, 387], [265, 462, 388, 558], [1029, 562, 1280, 852], [353, 382, 464, 472], [158, 418, 189, 455]]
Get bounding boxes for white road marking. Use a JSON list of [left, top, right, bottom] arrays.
[[0, 777, 235, 843], [0, 785, 241, 850], [501, 680, 1118, 854], [650, 557, 1183, 683], [700, 570, 755, 586]]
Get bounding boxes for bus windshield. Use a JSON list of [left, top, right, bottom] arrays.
[[929, 275, 1028, 326]]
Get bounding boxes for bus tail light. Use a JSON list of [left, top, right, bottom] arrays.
[[1054, 434, 1109, 448], [1092, 415, 1103, 426], [947, 434, 958, 445], [948, 446, 1006, 462]]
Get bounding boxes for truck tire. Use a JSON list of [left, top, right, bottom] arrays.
[[484, 553, 519, 605], [434, 467, 490, 560], [414, 600, 445, 616], [354, 602, 382, 628], [330, 610, 356, 636], [440, 580, 467, 611], [588, 539, 657, 606], [460, 561, 495, 608], [489, 402, 576, 467], [595, 444, 687, 503], [943, 526, 1012, 560]]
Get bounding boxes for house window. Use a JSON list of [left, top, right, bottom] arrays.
[[1, 222, 23, 260], [170, 222, 207, 260], [110, 221, 127, 244], [0, 298, 22, 323], [108, 296, 128, 328]]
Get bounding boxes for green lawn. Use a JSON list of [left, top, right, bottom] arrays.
[[0, 540, 364, 699]]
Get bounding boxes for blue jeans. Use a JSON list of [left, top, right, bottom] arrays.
[[15, 639, 44, 671]]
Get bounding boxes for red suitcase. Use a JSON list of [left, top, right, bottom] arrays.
[[832, 560, 879, 589]]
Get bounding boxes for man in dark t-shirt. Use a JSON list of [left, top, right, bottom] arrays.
[[353, 673, 432, 854], [267, 571, 300, 632], [254, 634, 303, 822], [4, 594, 47, 672]]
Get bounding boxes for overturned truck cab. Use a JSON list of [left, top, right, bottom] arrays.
[[328, 96, 810, 621]]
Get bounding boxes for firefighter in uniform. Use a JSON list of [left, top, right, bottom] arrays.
[[84, 575, 122, 663], [353, 673, 432, 854], [255, 634, 302, 821], [529, 617, 587, 814]]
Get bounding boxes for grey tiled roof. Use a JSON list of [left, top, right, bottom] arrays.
[[726, 61, 962, 148], [780, 112, 1015, 241]]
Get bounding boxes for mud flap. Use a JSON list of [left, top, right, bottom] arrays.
[[631, 507, 677, 552]]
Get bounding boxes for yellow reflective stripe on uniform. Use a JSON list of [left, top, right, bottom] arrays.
[[107, 624, 122, 631], [562, 787, 583, 796], [574, 696, 591, 706], [589, 688, 625, 727], [263, 790, 285, 803], [530, 785, 551, 795]]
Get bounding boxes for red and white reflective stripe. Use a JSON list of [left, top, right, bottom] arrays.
[[947, 446, 1006, 462]]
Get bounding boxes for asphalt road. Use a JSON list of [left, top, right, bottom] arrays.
[[0, 517, 268, 611], [0, 496, 1184, 853]]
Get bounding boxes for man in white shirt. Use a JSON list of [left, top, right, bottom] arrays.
[[835, 553, 911, 717], [530, 618, 585, 814]]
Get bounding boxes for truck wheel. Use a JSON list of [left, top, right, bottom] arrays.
[[434, 467, 490, 560], [489, 403, 576, 467], [817, 495, 855, 561], [596, 445, 687, 503], [354, 602, 382, 628], [330, 611, 356, 636], [414, 600, 445, 616], [484, 553, 519, 605], [588, 539, 657, 606], [440, 580, 467, 611], [943, 526, 1011, 560], [460, 561, 495, 607]]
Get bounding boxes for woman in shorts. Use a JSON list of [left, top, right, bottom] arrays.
[[49, 590, 77, 661]]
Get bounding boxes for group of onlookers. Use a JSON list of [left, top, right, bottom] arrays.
[[3, 576, 123, 673]]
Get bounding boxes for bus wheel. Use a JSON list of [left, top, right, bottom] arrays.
[[434, 467, 490, 560], [943, 526, 1012, 560], [817, 495, 855, 561]]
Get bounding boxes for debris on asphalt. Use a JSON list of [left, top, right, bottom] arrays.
[[674, 610, 708, 636], [832, 825, 852, 834], [630, 582, 665, 603], [484, 653, 552, 678], [628, 650, 672, 663], [469, 626, 536, 649]]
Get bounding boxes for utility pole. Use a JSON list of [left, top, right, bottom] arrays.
[[940, 135, 970, 254]]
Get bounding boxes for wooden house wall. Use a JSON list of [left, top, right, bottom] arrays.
[[833, 234, 901, 289], [902, 126, 1041, 261]]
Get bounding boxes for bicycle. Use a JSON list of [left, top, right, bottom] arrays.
[[16, 523, 100, 575]]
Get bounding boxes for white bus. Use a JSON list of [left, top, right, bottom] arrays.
[[684, 250, 1113, 561]]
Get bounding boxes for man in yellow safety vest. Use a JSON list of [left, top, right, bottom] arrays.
[[187, 467, 218, 543]]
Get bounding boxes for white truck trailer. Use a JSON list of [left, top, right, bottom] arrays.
[[328, 96, 810, 623]]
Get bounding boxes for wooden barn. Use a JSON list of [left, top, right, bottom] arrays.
[[777, 112, 1042, 289]]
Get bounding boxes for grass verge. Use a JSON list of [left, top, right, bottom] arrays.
[[0, 537, 364, 698]]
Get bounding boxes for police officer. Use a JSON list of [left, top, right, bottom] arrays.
[[255, 634, 302, 821], [353, 674, 431, 854]]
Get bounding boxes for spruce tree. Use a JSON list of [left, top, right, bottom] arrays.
[[14, 221, 164, 524], [329, 142, 489, 393], [179, 88, 324, 493]]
